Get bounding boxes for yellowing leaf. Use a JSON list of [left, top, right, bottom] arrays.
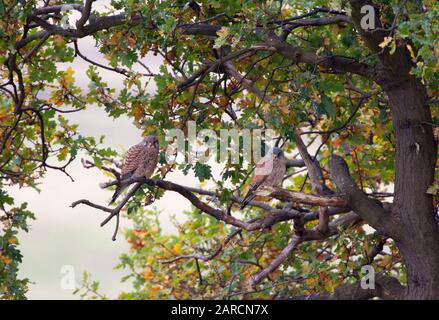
[[379, 36, 393, 49], [305, 277, 315, 287], [143, 267, 152, 281], [377, 255, 392, 268], [0, 255, 12, 265], [172, 243, 182, 254], [0, 107, 11, 122], [150, 284, 160, 297], [132, 102, 144, 121], [216, 26, 230, 38], [406, 44, 416, 61], [64, 67, 75, 83], [53, 35, 66, 48], [427, 183, 438, 195], [103, 170, 114, 177]]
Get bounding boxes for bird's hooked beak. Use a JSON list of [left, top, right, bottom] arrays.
[[148, 138, 159, 148], [144, 136, 159, 148]]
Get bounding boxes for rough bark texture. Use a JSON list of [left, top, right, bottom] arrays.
[[384, 68, 439, 299], [369, 38, 439, 298], [24, 0, 439, 299], [347, 0, 439, 299], [290, 274, 404, 300]]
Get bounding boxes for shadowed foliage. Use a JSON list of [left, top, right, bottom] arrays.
[[1, 0, 438, 299]]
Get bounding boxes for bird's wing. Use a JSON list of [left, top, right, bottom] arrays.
[[121, 143, 145, 176], [247, 155, 273, 192], [248, 177, 266, 195], [254, 154, 274, 182], [240, 155, 272, 209], [266, 157, 286, 187]]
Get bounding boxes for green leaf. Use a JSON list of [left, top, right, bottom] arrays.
[[194, 162, 212, 182], [318, 95, 337, 119]]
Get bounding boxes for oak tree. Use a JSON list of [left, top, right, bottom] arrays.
[[1, 0, 438, 299]]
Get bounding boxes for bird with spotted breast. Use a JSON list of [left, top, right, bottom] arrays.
[[110, 135, 159, 204], [240, 147, 286, 209]]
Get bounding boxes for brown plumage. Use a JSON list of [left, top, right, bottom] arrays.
[[241, 147, 286, 209], [110, 135, 159, 204]]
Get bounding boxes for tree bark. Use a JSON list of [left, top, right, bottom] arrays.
[[348, 0, 439, 298], [385, 74, 439, 299]]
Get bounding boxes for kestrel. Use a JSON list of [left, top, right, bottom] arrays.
[[110, 135, 159, 204], [241, 147, 286, 209]]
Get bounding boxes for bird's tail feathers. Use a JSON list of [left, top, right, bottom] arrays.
[[240, 192, 256, 210], [110, 184, 126, 204], [109, 172, 134, 204], [240, 181, 264, 210]]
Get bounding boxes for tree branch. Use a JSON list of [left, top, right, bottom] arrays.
[[263, 29, 378, 81], [290, 273, 404, 300], [348, 0, 387, 54], [256, 186, 348, 207], [293, 130, 331, 195], [71, 182, 143, 241], [249, 211, 361, 286], [160, 229, 241, 264], [76, 0, 95, 31], [329, 155, 397, 237], [20, 8, 376, 83]]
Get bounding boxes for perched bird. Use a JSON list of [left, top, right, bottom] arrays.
[[110, 135, 159, 204], [240, 147, 287, 209]]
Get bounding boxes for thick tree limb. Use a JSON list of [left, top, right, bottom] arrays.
[[249, 211, 361, 286], [286, 159, 305, 168], [32, 4, 85, 16], [270, 15, 352, 29], [290, 274, 404, 300], [74, 172, 351, 242], [262, 30, 378, 81], [348, 0, 387, 54], [76, 0, 95, 31], [249, 236, 302, 287], [256, 186, 348, 207], [89, 176, 298, 231], [293, 131, 333, 233], [20, 7, 376, 83], [329, 155, 396, 236], [293, 130, 330, 195]]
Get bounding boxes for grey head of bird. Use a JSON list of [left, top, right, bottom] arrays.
[[269, 146, 284, 159], [142, 135, 159, 148]]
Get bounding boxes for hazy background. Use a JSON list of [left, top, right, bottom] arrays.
[[6, 3, 203, 298], [6, 1, 315, 299]]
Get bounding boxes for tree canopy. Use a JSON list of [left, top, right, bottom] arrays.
[[0, 0, 438, 299]]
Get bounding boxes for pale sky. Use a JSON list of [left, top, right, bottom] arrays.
[[6, 3, 246, 298], [5, 1, 360, 300], [6, 13, 204, 299]]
